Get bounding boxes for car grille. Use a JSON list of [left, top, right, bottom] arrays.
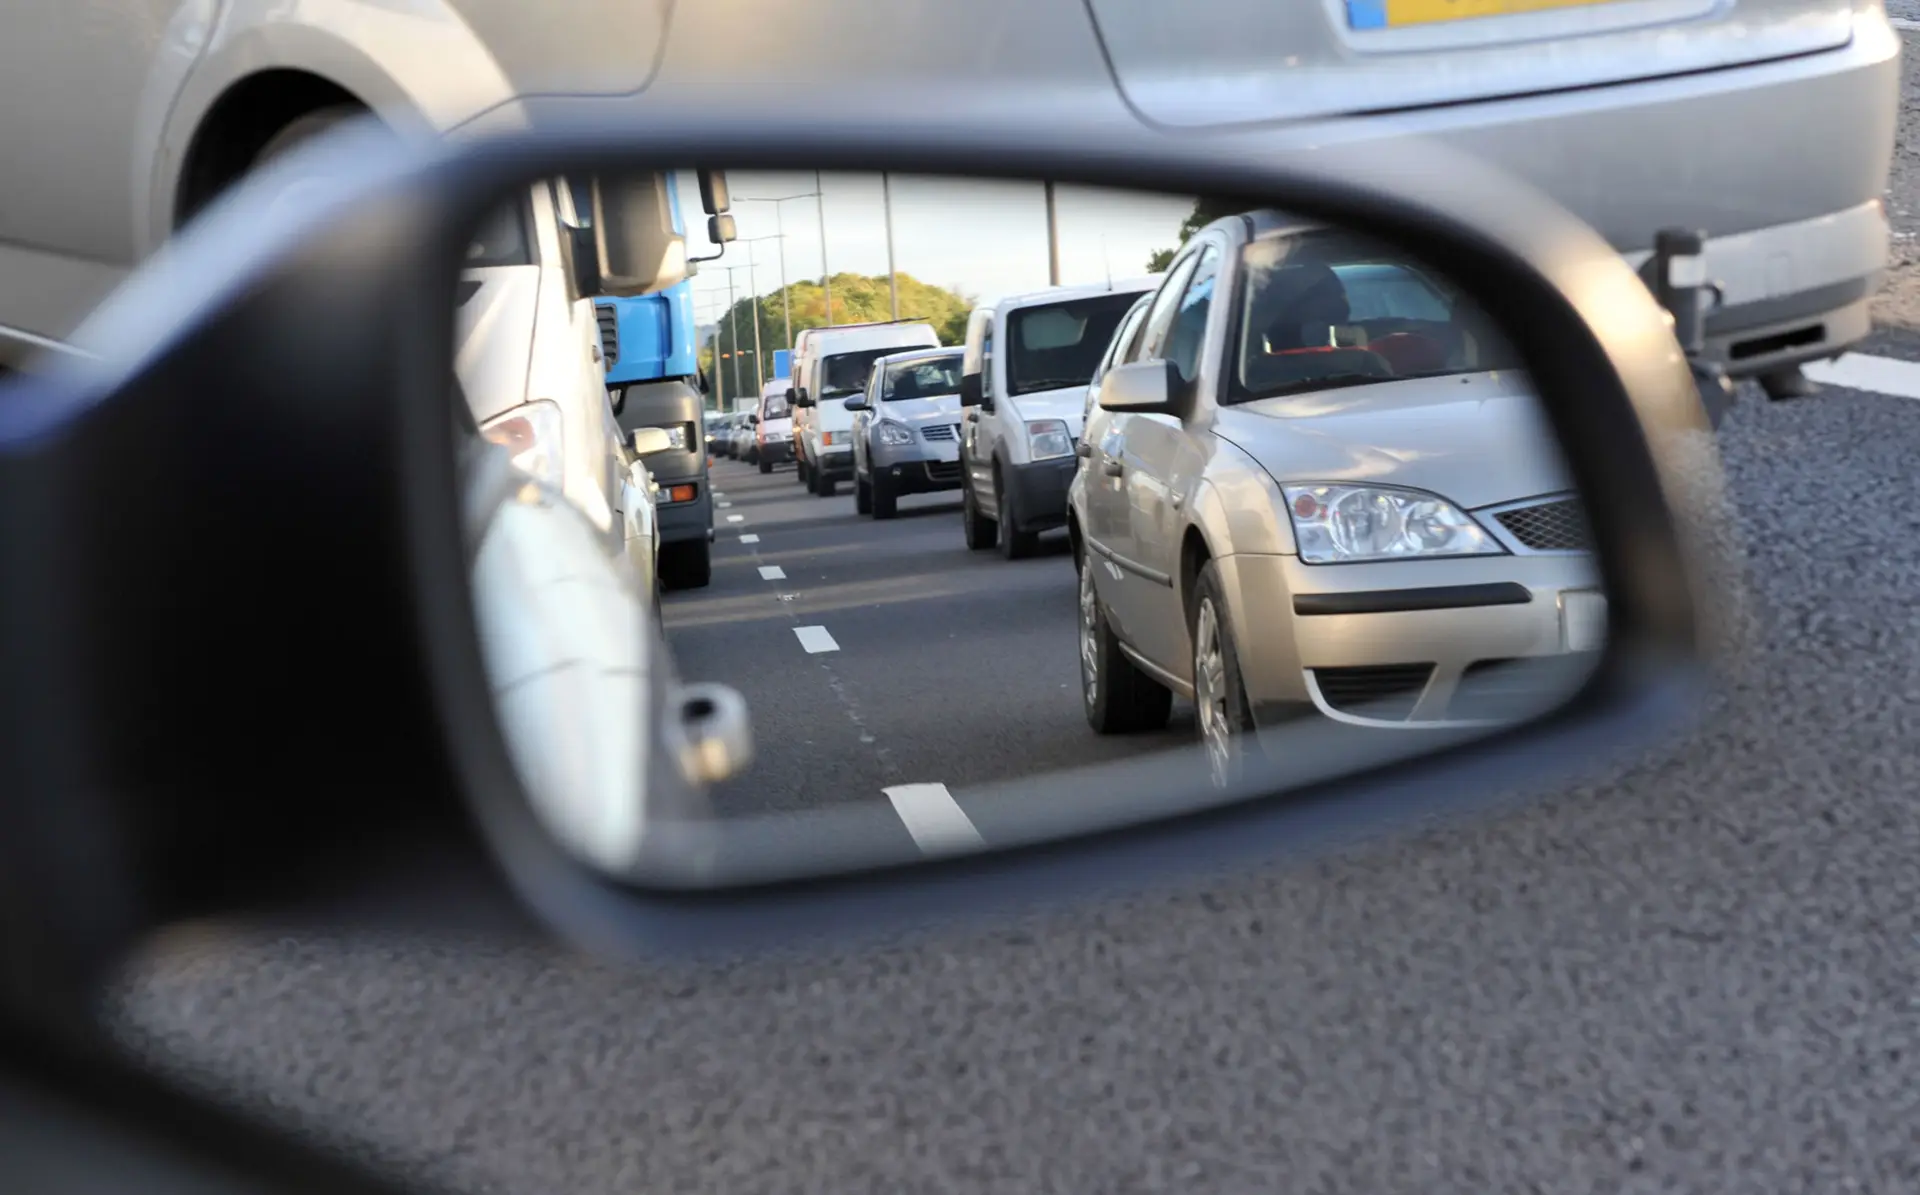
[[595, 305, 619, 367], [924, 460, 963, 482], [1446, 654, 1598, 722], [920, 423, 957, 442], [1311, 663, 1434, 720], [1493, 497, 1590, 553]]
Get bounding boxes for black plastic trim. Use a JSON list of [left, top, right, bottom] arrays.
[[1293, 582, 1533, 616]]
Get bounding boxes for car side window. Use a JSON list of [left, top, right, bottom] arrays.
[[1163, 244, 1221, 387], [1086, 297, 1152, 423], [1132, 250, 1203, 364]]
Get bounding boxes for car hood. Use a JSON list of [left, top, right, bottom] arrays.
[[1212, 371, 1570, 510], [1006, 385, 1090, 439], [877, 393, 963, 426], [454, 267, 537, 425]]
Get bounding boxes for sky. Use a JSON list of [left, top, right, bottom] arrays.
[[674, 170, 1195, 335]]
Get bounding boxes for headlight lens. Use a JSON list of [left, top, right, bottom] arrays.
[[875, 420, 915, 447], [1282, 484, 1504, 564], [661, 423, 691, 452], [481, 400, 565, 491], [1027, 419, 1073, 461]]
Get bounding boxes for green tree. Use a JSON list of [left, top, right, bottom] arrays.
[[700, 271, 976, 402], [1145, 197, 1247, 272]]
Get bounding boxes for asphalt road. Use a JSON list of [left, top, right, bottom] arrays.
[[101, 45, 1920, 1195], [659, 456, 1192, 838]]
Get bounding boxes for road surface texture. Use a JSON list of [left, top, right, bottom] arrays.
[[105, 47, 1920, 1195]]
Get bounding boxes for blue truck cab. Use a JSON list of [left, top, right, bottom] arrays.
[[591, 171, 731, 590]]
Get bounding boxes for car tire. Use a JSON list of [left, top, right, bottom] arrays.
[[962, 471, 997, 550], [759, 458, 773, 474], [995, 470, 1040, 560], [871, 472, 898, 520], [855, 473, 873, 515], [797, 457, 811, 486], [1080, 557, 1172, 734], [1190, 562, 1261, 788], [659, 540, 712, 591], [814, 468, 837, 497]]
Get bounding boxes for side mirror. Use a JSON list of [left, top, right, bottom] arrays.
[[784, 386, 797, 402], [958, 373, 982, 407], [843, 398, 869, 411], [590, 172, 688, 297], [1097, 359, 1183, 416], [698, 171, 731, 215], [747, 414, 759, 425], [569, 226, 603, 297], [708, 213, 738, 245], [628, 426, 673, 456]]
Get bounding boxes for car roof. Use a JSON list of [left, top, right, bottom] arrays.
[[875, 345, 961, 366], [992, 276, 1162, 314]]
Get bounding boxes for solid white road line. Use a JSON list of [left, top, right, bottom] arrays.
[[759, 565, 786, 580], [726, 514, 745, 523], [793, 625, 839, 653], [883, 783, 984, 855], [1804, 352, 1920, 401], [740, 534, 760, 544]]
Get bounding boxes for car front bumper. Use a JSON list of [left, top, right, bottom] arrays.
[[1215, 551, 1605, 730], [1003, 454, 1078, 532]]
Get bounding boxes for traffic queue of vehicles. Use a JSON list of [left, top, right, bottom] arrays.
[[737, 208, 1601, 773]]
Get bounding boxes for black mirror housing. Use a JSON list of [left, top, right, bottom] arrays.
[[958, 372, 982, 407]]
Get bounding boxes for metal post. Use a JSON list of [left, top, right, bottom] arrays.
[[725, 271, 741, 399], [774, 203, 792, 352], [1044, 181, 1061, 287], [747, 248, 765, 392], [883, 171, 899, 320], [815, 170, 833, 326]]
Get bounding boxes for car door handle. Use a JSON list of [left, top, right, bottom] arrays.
[[1075, 441, 1092, 459], [1101, 457, 1124, 477]]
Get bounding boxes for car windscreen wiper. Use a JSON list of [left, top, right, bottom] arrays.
[[1012, 378, 1091, 394]]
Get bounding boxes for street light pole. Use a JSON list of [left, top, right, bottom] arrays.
[[1044, 181, 1062, 286], [724, 270, 740, 399], [732, 192, 819, 353], [882, 171, 899, 320], [731, 235, 783, 391], [815, 170, 833, 326]]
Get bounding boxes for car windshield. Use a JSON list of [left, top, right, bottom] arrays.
[[1005, 293, 1141, 396], [464, 194, 534, 269], [882, 354, 964, 400], [1228, 229, 1524, 404], [820, 347, 907, 397], [762, 394, 790, 419]]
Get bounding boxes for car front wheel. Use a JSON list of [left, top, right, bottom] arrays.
[[1190, 563, 1260, 787]]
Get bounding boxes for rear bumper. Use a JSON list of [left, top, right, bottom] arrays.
[[1227, 12, 1901, 375]]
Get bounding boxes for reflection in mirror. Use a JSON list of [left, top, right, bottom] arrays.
[[457, 168, 1605, 890]]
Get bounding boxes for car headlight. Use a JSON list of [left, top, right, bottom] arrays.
[[481, 400, 565, 491], [661, 423, 692, 453], [875, 420, 915, 447], [1027, 419, 1073, 461], [1282, 484, 1504, 564]]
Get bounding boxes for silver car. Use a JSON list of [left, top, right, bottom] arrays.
[[0, 1, 1895, 404], [1069, 210, 1603, 783], [845, 348, 967, 520]]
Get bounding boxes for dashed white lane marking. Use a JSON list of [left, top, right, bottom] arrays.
[[793, 625, 839, 653], [882, 783, 984, 856], [759, 565, 786, 580], [1804, 352, 1920, 401], [718, 500, 733, 508], [713, 490, 726, 498], [740, 534, 760, 544], [726, 514, 745, 523], [1893, 16, 1919, 30]]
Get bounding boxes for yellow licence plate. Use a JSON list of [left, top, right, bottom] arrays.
[[1346, 0, 1623, 31]]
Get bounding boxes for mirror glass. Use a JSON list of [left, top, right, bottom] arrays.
[[457, 169, 1606, 889]]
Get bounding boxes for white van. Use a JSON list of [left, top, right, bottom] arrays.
[[790, 321, 941, 497], [756, 377, 796, 473], [957, 278, 1160, 558], [459, 177, 628, 557]]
